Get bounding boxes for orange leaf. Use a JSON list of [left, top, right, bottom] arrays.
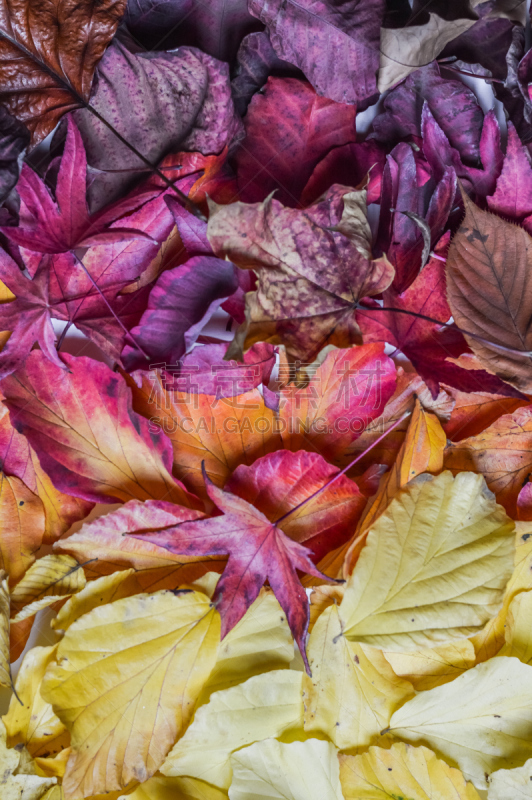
[[0, 473, 45, 585]]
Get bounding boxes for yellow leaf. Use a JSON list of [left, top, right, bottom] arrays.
[[41, 590, 220, 798], [0, 717, 56, 799], [3, 645, 68, 758], [472, 521, 532, 662], [382, 638, 476, 691], [339, 471, 515, 648], [303, 605, 414, 749], [342, 399, 446, 577], [34, 748, 71, 779], [339, 741, 482, 799], [389, 656, 532, 788], [161, 671, 304, 789], [308, 584, 345, 630], [11, 556, 86, 623], [0, 473, 45, 584], [229, 738, 343, 800], [488, 757, 532, 799], [0, 569, 13, 692], [499, 590, 532, 663], [119, 776, 228, 800]]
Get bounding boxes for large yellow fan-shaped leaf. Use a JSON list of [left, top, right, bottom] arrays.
[[389, 656, 532, 788], [11, 555, 86, 623], [303, 604, 414, 749], [3, 645, 68, 758], [339, 471, 515, 648], [488, 758, 532, 799], [339, 742, 482, 799], [229, 738, 344, 800], [498, 590, 532, 663], [119, 776, 228, 800], [161, 671, 303, 790], [41, 590, 220, 799]]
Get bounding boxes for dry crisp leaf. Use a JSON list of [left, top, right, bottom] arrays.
[[0, 717, 56, 800], [342, 398, 446, 576], [161, 671, 304, 790], [0, 0, 126, 143], [446, 192, 532, 394], [0, 473, 45, 584], [498, 590, 532, 663], [3, 645, 68, 759], [389, 656, 532, 789], [41, 590, 220, 798], [303, 604, 414, 749], [340, 742, 482, 800], [339, 471, 515, 648], [229, 738, 343, 800], [10, 555, 86, 623], [379, 14, 475, 92], [488, 758, 532, 799]]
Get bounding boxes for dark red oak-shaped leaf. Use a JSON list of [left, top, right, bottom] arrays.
[[70, 41, 244, 211], [129, 459, 345, 670], [248, 0, 384, 106], [0, 117, 157, 254], [234, 76, 357, 207]]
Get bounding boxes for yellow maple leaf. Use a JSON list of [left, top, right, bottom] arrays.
[[161, 671, 303, 790], [389, 656, 532, 788], [303, 604, 414, 749], [339, 741, 481, 799], [229, 738, 343, 800], [339, 471, 515, 648], [41, 590, 220, 798]]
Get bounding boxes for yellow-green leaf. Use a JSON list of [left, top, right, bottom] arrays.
[[389, 656, 532, 788], [303, 604, 414, 748], [339, 471, 515, 648], [229, 738, 343, 800], [161, 671, 303, 789], [41, 590, 220, 798], [339, 741, 482, 799]]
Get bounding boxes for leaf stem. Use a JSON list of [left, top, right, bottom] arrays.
[[273, 411, 411, 526]]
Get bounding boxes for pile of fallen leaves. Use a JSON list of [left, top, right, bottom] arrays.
[[2, 1, 532, 799]]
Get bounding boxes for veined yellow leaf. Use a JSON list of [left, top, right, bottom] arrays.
[[339, 742, 482, 799], [119, 776, 228, 800], [499, 590, 532, 663], [41, 590, 220, 798], [161, 671, 304, 790], [11, 555, 86, 623], [0, 717, 56, 799], [488, 757, 532, 799], [0, 569, 13, 692], [229, 738, 343, 800], [339, 471, 515, 648], [382, 638, 476, 690], [303, 604, 414, 748], [389, 656, 532, 788]]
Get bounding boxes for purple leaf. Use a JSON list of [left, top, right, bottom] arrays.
[[231, 31, 297, 115], [0, 105, 30, 206], [122, 256, 239, 370], [248, 0, 384, 106], [488, 121, 532, 225], [69, 41, 244, 212]]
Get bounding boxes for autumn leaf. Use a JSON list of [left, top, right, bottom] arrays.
[[0, 0, 126, 143], [207, 185, 394, 363], [446, 191, 532, 393], [340, 742, 482, 800], [488, 758, 532, 799], [338, 471, 515, 647], [1, 352, 200, 508], [0, 717, 56, 799], [161, 671, 303, 789], [41, 590, 220, 797], [10, 555, 86, 623], [0, 569, 14, 694], [0, 473, 45, 584], [389, 657, 532, 788], [303, 604, 414, 749], [498, 589, 532, 663], [229, 738, 344, 800], [129, 461, 344, 669]]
